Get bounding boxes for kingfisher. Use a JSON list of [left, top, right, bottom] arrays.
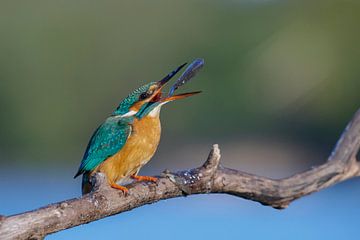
[[74, 62, 201, 194]]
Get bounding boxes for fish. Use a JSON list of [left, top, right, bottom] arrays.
[[168, 58, 204, 96]]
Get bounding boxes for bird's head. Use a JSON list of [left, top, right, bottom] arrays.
[[113, 63, 200, 119]]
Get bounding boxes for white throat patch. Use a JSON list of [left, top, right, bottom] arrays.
[[148, 104, 164, 117]]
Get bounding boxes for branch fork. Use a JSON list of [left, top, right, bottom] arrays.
[[161, 144, 221, 195]]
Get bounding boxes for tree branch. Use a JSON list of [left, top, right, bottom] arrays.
[[1, 108, 360, 240]]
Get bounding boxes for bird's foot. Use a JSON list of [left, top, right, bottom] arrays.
[[110, 183, 129, 194], [131, 175, 158, 182]]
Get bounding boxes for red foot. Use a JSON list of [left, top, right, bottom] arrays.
[[110, 183, 129, 194], [131, 175, 158, 182]]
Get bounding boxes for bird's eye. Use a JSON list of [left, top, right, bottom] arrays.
[[139, 92, 149, 100]]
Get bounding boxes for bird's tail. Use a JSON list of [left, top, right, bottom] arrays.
[[82, 173, 92, 195]]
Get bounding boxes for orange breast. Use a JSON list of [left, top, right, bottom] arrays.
[[96, 116, 161, 184]]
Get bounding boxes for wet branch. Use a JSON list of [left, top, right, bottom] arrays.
[[1, 108, 360, 240]]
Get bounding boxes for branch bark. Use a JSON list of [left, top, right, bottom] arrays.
[[1, 108, 360, 240]]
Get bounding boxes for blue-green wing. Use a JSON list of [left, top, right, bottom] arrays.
[[74, 117, 132, 178]]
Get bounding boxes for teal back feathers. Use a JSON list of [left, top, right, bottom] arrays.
[[74, 116, 133, 178]]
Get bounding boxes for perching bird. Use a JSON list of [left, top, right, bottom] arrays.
[[74, 63, 201, 194]]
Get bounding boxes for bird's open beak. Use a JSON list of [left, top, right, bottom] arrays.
[[150, 62, 201, 103], [146, 63, 187, 103], [160, 91, 201, 103]]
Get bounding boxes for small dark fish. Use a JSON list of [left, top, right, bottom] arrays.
[[168, 58, 204, 96]]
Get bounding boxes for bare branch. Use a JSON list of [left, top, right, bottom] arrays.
[[1, 109, 359, 239]]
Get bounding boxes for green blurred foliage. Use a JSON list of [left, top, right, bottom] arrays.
[[0, 0, 359, 165]]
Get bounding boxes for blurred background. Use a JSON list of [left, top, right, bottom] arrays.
[[1, 0, 360, 239]]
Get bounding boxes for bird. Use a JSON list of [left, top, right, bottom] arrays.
[[74, 63, 200, 194]]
